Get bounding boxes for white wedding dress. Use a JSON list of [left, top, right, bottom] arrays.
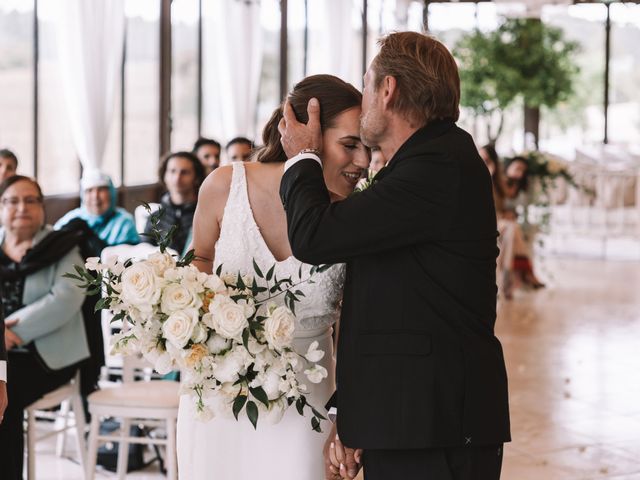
[[177, 162, 345, 480]]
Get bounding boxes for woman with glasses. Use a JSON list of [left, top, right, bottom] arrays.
[[0, 175, 90, 480]]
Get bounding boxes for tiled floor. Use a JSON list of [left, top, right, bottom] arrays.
[[27, 257, 640, 479]]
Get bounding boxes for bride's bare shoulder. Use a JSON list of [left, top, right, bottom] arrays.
[[198, 165, 233, 203]]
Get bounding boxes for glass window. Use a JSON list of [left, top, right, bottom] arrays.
[[609, 2, 640, 146], [171, 0, 199, 152], [0, 0, 34, 177], [124, 0, 160, 186], [37, 1, 78, 195], [539, 4, 607, 154]]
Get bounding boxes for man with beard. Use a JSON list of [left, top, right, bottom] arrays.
[[278, 32, 510, 480]]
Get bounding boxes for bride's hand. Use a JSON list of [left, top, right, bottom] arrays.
[[324, 422, 362, 479]]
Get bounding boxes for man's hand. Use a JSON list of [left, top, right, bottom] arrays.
[[5, 327, 22, 351], [278, 98, 323, 158], [0, 381, 7, 424], [323, 422, 363, 479]]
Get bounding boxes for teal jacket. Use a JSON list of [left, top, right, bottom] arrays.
[[2, 226, 90, 370]]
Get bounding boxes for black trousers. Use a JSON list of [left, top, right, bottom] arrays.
[[0, 348, 76, 480], [363, 445, 503, 480]]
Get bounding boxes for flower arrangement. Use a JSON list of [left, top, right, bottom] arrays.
[[66, 210, 331, 431]]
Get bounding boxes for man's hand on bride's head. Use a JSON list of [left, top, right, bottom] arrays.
[[278, 98, 323, 159]]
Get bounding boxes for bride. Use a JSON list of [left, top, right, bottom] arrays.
[[177, 74, 369, 479]]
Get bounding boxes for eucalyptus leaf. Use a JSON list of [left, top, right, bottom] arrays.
[[246, 401, 259, 429], [233, 394, 248, 420]]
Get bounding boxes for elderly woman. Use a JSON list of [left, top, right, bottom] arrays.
[[0, 176, 90, 479], [55, 169, 139, 254]]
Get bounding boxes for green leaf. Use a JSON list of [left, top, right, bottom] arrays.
[[249, 386, 269, 407], [242, 329, 250, 349], [216, 264, 223, 276], [232, 394, 247, 420], [252, 259, 264, 278], [311, 416, 321, 432], [246, 401, 259, 429], [236, 273, 246, 290], [266, 265, 275, 282], [295, 397, 305, 416], [311, 407, 327, 421], [94, 297, 110, 312]]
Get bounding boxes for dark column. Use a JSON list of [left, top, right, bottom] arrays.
[[197, 0, 203, 137], [33, 0, 39, 178], [159, 0, 172, 158], [604, 2, 611, 145], [279, 0, 288, 100], [362, 0, 368, 82]]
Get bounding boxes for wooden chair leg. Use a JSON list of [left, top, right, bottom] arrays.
[[71, 393, 88, 475], [116, 418, 131, 480], [86, 414, 101, 480], [26, 411, 37, 480], [166, 418, 177, 480], [55, 399, 71, 457]]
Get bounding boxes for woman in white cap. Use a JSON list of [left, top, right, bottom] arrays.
[[54, 169, 139, 251]]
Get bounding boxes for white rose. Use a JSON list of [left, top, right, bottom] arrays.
[[104, 255, 125, 275], [210, 296, 249, 340], [162, 309, 199, 348], [120, 262, 161, 310], [204, 274, 227, 293], [206, 334, 230, 354], [247, 337, 267, 356], [146, 251, 175, 276], [264, 306, 295, 350], [84, 257, 102, 271], [161, 283, 203, 314], [304, 341, 325, 363], [180, 266, 205, 293], [257, 398, 286, 425], [304, 365, 328, 384], [259, 367, 283, 400], [214, 348, 249, 384], [153, 351, 174, 375], [191, 323, 208, 344], [202, 312, 215, 329]]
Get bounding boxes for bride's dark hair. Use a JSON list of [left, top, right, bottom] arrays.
[[256, 74, 362, 163]]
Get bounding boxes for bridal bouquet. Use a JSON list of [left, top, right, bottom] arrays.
[[66, 251, 330, 431]]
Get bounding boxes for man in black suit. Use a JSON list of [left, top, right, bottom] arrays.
[[279, 32, 510, 480]]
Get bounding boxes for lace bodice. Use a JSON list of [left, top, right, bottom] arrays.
[[214, 162, 344, 332]]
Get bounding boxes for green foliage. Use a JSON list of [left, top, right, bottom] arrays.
[[454, 18, 580, 141]]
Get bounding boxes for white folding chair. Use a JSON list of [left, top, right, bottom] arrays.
[[85, 354, 179, 479], [25, 370, 87, 480]]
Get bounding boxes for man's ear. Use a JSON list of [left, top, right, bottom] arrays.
[[381, 75, 397, 112]]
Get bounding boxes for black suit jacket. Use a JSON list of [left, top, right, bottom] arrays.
[[280, 121, 510, 450], [0, 299, 6, 365]]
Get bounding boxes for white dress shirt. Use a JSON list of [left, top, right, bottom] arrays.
[[0, 360, 6, 382], [283, 152, 322, 172]]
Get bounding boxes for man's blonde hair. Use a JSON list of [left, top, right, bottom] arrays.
[[373, 32, 460, 127]]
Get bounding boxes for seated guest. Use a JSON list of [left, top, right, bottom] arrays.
[[225, 136, 254, 163], [143, 152, 205, 255], [503, 155, 529, 202], [193, 137, 222, 176], [479, 145, 544, 297], [0, 149, 18, 182], [0, 175, 90, 480], [54, 170, 139, 255]]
